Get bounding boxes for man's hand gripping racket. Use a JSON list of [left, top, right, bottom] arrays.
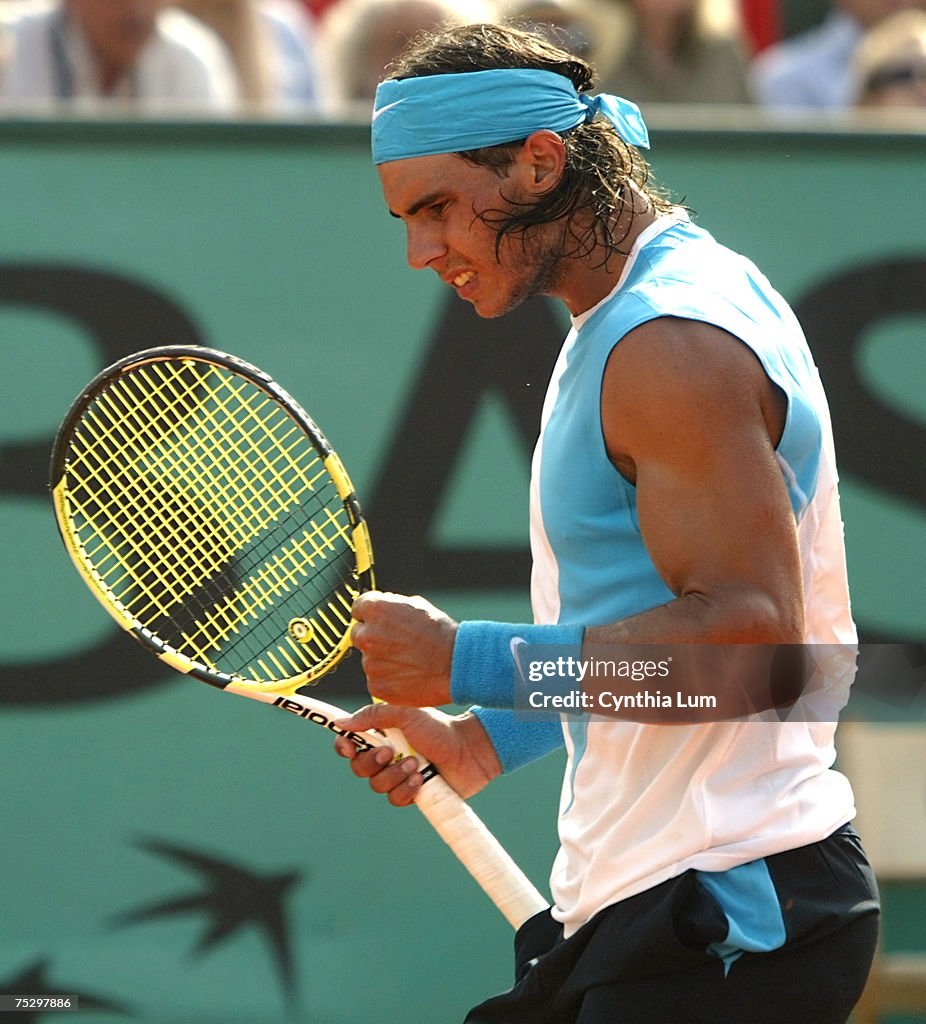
[[49, 345, 547, 930]]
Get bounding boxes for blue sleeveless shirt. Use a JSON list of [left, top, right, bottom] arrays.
[[532, 215, 826, 627], [528, 215, 856, 936]]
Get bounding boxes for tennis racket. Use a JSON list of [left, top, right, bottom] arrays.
[[49, 344, 547, 930]]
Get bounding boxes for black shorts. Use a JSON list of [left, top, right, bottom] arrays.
[[466, 825, 880, 1024]]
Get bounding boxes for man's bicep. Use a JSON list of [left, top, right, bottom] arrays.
[[633, 439, 799, 606], [602, 319, 804, 638]]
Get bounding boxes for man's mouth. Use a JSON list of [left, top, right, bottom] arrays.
[[452, 271, 476, 288]]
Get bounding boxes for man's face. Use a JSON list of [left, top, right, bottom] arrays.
[[66, 0, 163, 67], [378, 150, 563, 319]]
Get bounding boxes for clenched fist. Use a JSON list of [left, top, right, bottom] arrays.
[[350, 591, 457, 706]]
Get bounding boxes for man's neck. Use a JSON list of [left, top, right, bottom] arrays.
[[557, 196, 661, 316]]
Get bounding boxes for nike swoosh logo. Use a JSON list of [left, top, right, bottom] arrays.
[[510, 637, 528, 682], [372, 98, 407, 121]]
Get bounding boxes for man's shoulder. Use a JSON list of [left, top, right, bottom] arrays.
[[587, 218, 780, 346], [623, 219, 741, 295]]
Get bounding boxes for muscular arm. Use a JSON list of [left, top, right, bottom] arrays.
[[590, 315, 802, 646], [348, 317, 805, 729], [567, 316, 807, 719]]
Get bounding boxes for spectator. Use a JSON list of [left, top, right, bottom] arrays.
[[178, 0, 325, 111], [580, 0, 752, 106], [259, 0, 326, 109], [317, 0, 495, 106], [750, 0, 926, 112], [0, 0, 240, 113], [853, 7, 926, 106]]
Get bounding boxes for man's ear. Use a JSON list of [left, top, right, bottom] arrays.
[[515, 130, 566, 195]]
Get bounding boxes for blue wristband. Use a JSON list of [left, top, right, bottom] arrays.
[[450, 620, 584, 708], [471, 707, 565, 774]]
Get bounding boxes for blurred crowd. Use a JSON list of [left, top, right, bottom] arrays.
[[0, 0, 923, 116]]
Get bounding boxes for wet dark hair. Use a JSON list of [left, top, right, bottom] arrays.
[[384, 22, 677, 264]]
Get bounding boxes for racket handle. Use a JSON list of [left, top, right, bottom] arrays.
[[372, 722, 548, 928], [411, 768, 550, 930], [367, 708, 549, 927], [228, 685, 549, 928]]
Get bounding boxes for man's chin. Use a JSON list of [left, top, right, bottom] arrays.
[[466, 292, 528, 320]]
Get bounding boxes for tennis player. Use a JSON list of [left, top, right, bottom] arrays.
[[335, 22, 880, 1023]]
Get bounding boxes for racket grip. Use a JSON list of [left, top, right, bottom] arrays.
[[410, 770, 550, 930], [373, 720, 548, 929], [232, 685, 549, 928]]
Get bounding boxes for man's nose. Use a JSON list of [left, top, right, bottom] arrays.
[[406, 225, 446, 271]]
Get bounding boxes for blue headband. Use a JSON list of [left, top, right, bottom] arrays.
[[371, 68, 649, 164]]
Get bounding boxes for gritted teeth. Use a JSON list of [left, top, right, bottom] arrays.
[[453, 271, 475, 287]]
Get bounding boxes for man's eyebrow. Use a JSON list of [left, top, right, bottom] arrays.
[[389, 191, 445, 219]]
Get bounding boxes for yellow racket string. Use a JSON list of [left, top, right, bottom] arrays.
[[62, 356, 363, 683], [69, 364, 305, 615], [177, 508, 354, 661]]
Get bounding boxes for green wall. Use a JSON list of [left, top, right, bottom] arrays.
[[0, 119, 923, 1022]]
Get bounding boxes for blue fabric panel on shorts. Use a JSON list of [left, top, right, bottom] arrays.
[[695, 860, 787, 973]]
